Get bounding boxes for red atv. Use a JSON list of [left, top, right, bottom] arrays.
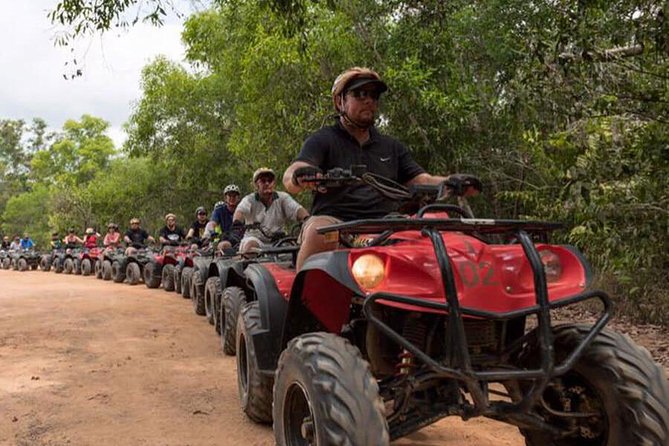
[[225, 168, 669, 445], [77, 246, 103, 276], [143, 244, 191, 290]]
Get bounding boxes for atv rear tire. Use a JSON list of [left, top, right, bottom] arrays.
[[2, 258, 10, 269], [181, 267, 193, 299], [81, 258, 92, 276], [63, 258, 74, 274], [191, 270, 205, 315], [236, 302, 273, 423], [102, 260, 113, 281], [273, 332, 389, 445], [204, 276, 220, 326], [111, 260, 125, 283], [18, 258, 28, 271], [126, 262, 141, 285], [222, 286, 246, 356], [143, 262, 161, 288], [162, 264, 175, 291], [516, 324, 669, 446]]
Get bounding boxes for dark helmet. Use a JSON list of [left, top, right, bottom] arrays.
[[68, 227, 75, 234], [195, 206, 206, 216]]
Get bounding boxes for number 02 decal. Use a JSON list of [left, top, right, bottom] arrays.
[[457, 260, 498, 287]]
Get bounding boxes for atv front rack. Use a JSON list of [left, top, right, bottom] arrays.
[[318, 217, 613, 433]]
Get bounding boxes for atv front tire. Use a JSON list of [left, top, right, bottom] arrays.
[[273, 332, 389, 445], [111, 260, 124, 283], [162, 264, 175, 291], [81, 258, 92, 276], [191, 270, 205, 315], [516, 324, 669, 446], [40, 256, 51, 272], [174, 265, 182, 294], [222, 286, 246, 356], [18, 258, 28, 271], [63, 258, 74, 274], [237, 302, 273, 423], [94, 259, 102, 278], [181, 267, 193, 299], [204, 276, 220, 326], [143, 261, 161, 288], [126, 262, 141, 285]]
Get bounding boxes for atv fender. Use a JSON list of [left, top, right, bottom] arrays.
[[285, 251, 362, 337], [192, 256, 211, 284], [240, 263, 290, 372]]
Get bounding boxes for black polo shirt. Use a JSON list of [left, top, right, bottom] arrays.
[[295, 120, 425, 220]]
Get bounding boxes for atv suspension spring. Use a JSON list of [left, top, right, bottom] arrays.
[[396, 350, 415, 375], [396, 315, 426, 375]]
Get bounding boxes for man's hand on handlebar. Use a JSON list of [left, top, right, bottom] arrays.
[[292, 166, 323, 191], [440, 174, 482, 199]]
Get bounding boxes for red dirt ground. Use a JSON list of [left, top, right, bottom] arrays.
[[1, 270, 666, 445]]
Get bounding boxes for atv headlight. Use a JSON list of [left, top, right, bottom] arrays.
[[351, 254, 385, 290], [540, 250, 562, 283]]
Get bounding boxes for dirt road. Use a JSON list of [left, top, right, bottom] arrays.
[[0, 270, 665, 446]]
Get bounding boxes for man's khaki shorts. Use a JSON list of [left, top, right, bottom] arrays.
[[298, 215, 343, 244]]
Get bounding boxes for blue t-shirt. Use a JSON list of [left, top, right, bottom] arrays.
[[20, 238, 34, 249], [211, 202, 235, 232]]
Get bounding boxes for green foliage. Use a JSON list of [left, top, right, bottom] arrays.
[[11, 0, 668, 325], [30, 115, 116, 187], [2, 185, 52, 247]]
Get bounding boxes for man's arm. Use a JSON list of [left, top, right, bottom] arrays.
[[232, 209, 245, 223], [405, 173, 449, 186], [296, 207, 310, 222], [407, 173, 481, 197]]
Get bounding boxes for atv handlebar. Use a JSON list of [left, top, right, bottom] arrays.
[[299, 165, 482, 203]]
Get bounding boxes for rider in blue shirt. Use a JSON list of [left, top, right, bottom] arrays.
[[20, 234, 34, 250]]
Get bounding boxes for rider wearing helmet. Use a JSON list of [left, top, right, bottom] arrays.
[[284, 67, 469, 270], [1, 236, 10, 250], [159, 213, 186, 247], [83, 227, 100, 249], [186, 206, 209, 247], [206, 184, 242, 252]]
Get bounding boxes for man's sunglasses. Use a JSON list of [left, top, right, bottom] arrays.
[[197, 212, 207, 216], [347, 89, 381, 100]]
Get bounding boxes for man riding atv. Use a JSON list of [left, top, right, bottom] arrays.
[[205, 184, 242, 253], [186, 206, 209, 249], [159, 213, 186, 247], [283, 67, 476, 270], [123, 218, 155, 255], [235, 168, 309, 256]]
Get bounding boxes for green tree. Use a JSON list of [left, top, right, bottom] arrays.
[[30, 115, 116, 187]]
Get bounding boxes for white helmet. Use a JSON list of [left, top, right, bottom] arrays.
[[224, 184, 240, 195]]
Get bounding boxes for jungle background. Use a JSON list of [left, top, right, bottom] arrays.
[[1, 0, 667, 324]]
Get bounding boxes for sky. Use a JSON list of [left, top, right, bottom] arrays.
[[0, 0, 198, 148]]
